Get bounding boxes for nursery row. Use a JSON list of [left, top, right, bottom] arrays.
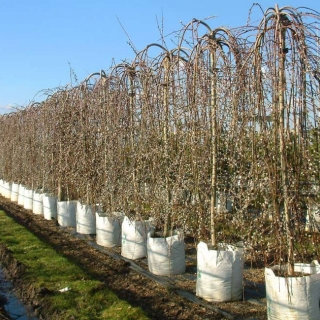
[[1, 178, 320, 320], [0, 179, 242, 302], [1, 5, 320, 319]]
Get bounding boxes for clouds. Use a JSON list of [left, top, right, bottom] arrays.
[[0, 104, 19, 115]]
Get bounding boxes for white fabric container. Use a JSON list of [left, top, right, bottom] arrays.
[[147, 229, 186, 276], [1, 180, 6, 197], [76, 202, 96, 234], [1, 181, 7, 198], [17, 184, 25, 206], [265, 261, 320, 319], [0, 179, 3, 196], [3, 181, 12, 199], [32, 191, 44, 215], [96, 211, 123, 247], [23, 188, 33, 210], [196, 241, 243, 302], [121, 216, 153, 260], [57, 200, 77, 227], [43, 195, 57, 220], [10, 183, 19, 202]]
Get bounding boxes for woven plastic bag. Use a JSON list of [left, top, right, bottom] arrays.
[[265, 261, 320, 319], [196, 241, 243, 302], [147, 228, 186, 276]]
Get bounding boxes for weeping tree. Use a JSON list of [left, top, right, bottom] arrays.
[[134, 44, 174, 234], [181, 19, 245, 246], [249, 5, 320, 275], [53, 87, 79, 201], [106, 62, 140, 215], [21, 105, 39, 190], [69, 72, 108, 206], [41, 92, 60, 195], [28, 103, 46, 191], [0, 113, 15, 182]]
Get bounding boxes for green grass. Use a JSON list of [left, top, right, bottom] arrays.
[[0, 210, 149, 320]]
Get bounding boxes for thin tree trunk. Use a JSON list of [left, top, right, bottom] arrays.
[[278, 26, 294, 275], [210, 47, 217, 247]]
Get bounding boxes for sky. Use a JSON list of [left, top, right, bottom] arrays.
[[1, 0, 319, 114]]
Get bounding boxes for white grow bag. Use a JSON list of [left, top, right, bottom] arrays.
[[96, 211, 123, 247], [57, 200, 77, 228], [121, 216, 153, 260], [147, 229, 186, 276], [0, 179, 3, 196], [43, 195, 57, 220], [196, 241, 243, 302], [10, 183, 19, 202], [3, 181, 12, 199], [17, 185, 25, 206], [76, 202, 96, 234], [1, 181, 6, 198], [32, 192, 44, 215], [23, 188, 33, 210], [0, 180, 5, 197], [265, 261, 320, 320]]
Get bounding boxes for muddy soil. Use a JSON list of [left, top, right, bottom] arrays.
[[0, 196, 267, 320]]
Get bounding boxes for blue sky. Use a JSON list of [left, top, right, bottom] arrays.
[[1, 0, 319, 114]]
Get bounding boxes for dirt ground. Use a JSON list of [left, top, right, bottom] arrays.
[[0, 196, 267, 320]]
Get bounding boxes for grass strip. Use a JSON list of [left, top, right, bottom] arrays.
[[0, 210, 149, 320]]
